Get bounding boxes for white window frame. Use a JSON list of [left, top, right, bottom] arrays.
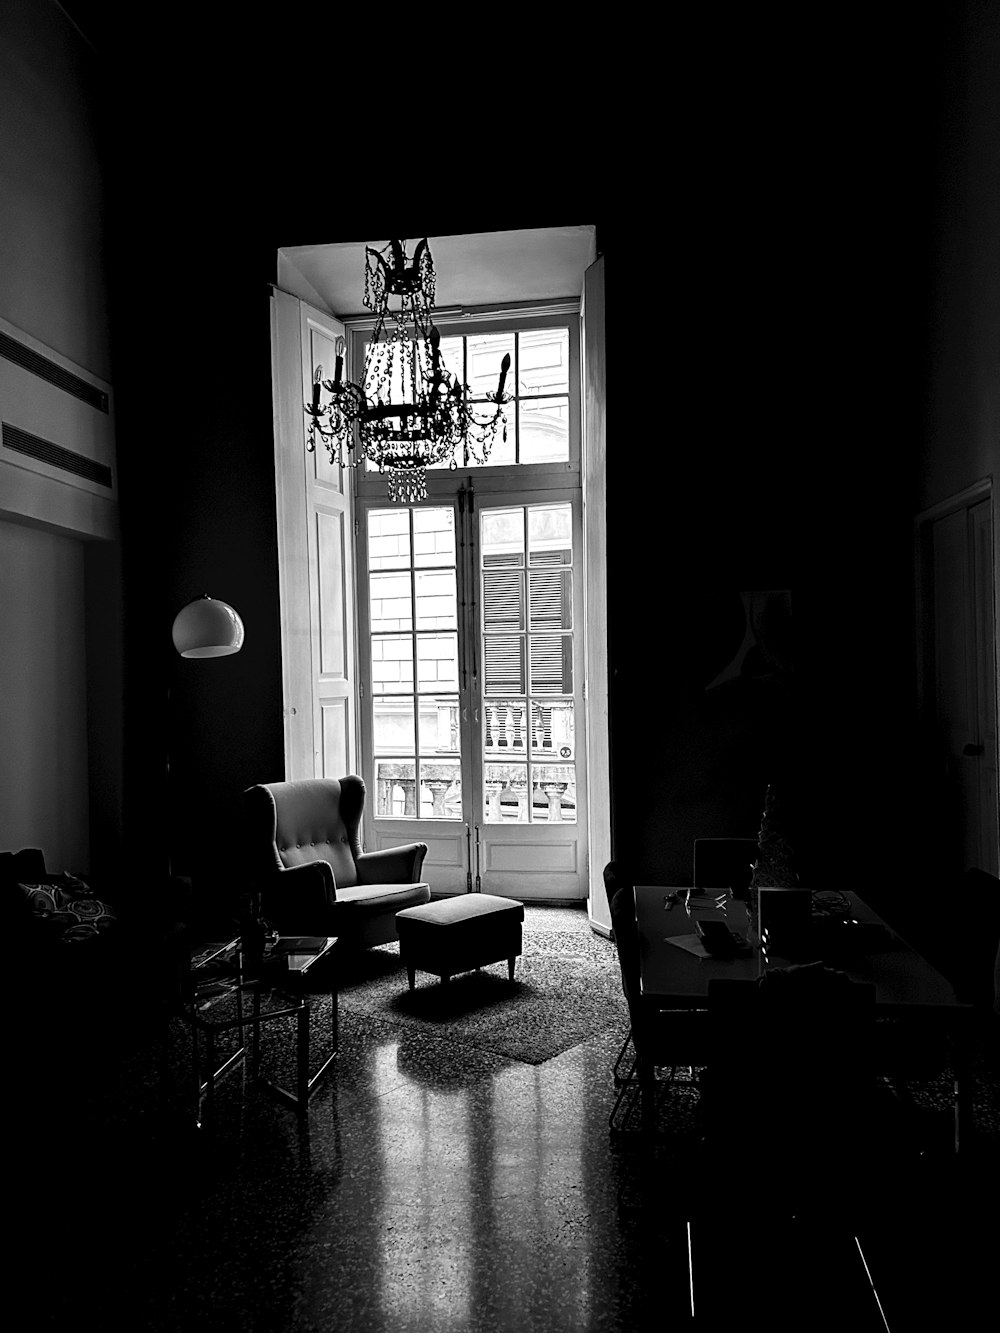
[[350, 305, 582, 506]]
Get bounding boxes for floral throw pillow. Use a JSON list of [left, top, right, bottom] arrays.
[[15, 874, 118, 944]]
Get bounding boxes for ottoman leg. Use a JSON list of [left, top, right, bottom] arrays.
[[441, 974, 450, 986], [508, 957, 516, 981], [407, 964, 416, 992]]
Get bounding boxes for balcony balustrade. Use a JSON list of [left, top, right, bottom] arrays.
[[375, 766, 575, 824]]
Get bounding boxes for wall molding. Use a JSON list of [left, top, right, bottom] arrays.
[[0, 315, 117, 539]]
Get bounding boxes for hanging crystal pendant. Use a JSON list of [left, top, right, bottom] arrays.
[[386, 467, 428, 504]]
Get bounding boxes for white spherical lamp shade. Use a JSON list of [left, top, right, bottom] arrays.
[[172, 596, 245, 658]]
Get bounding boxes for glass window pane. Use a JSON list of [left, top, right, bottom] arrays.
[[483, 697, 530, 756], [369, 572, 412, 632], [416, 633, 458, 692], [412, 507, 455, 567], [368, 509, 411, 570], [529, 699, 575, 758], [371, 635, 414, 693], [374, 760, 417, 816], [484, 635, 526, 696], [529, 568, 572, 631], [483, 762, 530, 824], [530, 634, 573, 695], [483, 567, 525, 632], [373, 699, 414, 754], [528, 503, 572, 562], [481, 508, 524, 566], [518, 328, 569, 396], [419, 760, 462, 818], [466, 332, 515, 399], [520, 399, 568, 464], [414, 568, 457, 629], [438, 336, 464, 383], [418, 696, 460, 755], [531, 764, 576, 823]]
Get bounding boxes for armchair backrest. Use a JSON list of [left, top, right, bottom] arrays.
[[243, 776, 367, 889]]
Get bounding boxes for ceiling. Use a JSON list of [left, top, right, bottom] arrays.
[[277, 227, 598, 320]]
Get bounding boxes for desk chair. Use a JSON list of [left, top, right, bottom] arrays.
[[607, 870, 710, 1134], [603, 861, 635, 1088], [879, 867, 998, 1124]]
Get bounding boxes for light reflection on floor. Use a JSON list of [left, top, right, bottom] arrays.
[[13, 907, 999, 1332]]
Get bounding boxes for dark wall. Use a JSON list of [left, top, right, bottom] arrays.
[[111, 207, 285, 921], [96, 9, 958, 924], [102, 30, 609, 924], [605, 12, 949, 903]]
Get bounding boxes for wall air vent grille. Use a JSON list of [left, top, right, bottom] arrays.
[[0, 331, 110, 413], [2, 421, 113, 489]]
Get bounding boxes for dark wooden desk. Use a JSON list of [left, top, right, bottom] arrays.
[[634, 885, 974, 1148]]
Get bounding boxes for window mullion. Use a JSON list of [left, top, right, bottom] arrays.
[[514, 331, 520, 464], [522, 504, 531, 820], [463, 337, 471, 469], [457, 487, 468, 694], [461, 489, 480, 831], [409, 507, 420, 802]]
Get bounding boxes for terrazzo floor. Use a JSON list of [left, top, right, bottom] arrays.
[[13, 905, 1000, 1331]]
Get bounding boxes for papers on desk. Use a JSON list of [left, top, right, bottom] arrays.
[[663, 933, 713, 960]]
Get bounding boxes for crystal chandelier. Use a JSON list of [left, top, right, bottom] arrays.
[[305, 237, 512, 502]]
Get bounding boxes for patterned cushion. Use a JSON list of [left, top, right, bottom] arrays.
[[14, 874, 118, 944]]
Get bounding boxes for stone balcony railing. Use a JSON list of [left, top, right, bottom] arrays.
[[375, 764, 575, 823], [483, 701, 567, 754]]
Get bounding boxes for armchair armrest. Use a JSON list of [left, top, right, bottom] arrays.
[[260, 860, 337, 934], [357, 842, 428, 885]]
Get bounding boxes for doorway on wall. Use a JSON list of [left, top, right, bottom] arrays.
[[916, 481, 999, 878]]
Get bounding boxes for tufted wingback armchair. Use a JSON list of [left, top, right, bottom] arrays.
[[243, 776, 430, 948]]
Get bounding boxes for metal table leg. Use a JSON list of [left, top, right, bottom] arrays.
[[952, 1025, 973, 1154], [297, 1000, 310, 1109]]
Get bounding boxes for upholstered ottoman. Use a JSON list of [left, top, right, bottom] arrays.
[[395, 894, 524, 990]]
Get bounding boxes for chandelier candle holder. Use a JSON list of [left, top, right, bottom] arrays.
[[305, 237, 512, 502]]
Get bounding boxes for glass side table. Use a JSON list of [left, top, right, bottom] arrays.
[[185, 937, 245, 1112], [186, 935, 338, 1125], [248, 935, 339, 1114]]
